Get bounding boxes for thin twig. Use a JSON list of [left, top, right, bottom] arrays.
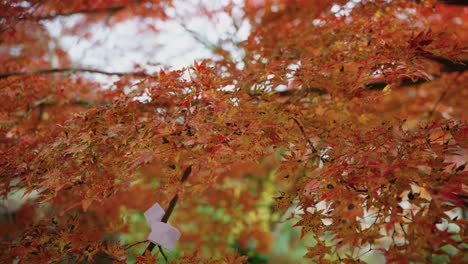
[[291, 116, 318, 153], [124, 240, 149, 250], [345, 181, 369, 193], [428, 87, 449, 118], [355, 246, 373, 260], [158, 245, 168, 262], [180, 24, 218, 50], [0, 67, 151, 79]]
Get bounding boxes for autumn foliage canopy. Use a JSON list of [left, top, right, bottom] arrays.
[[0, 0, 467, 263]]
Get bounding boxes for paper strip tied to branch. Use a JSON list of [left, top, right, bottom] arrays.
[[144, 203, 181, 251]]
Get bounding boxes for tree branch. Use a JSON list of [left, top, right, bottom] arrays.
[[428, 86, 449, 118], [440, 0, 468, 6], [142, 165, 193, 259], [345, 182, 369, 193], [33, 5, 126, 21], [16, 1, 142, 22], [424, 55, 468, 73], [158, 245, 169, 262], [124, 240, 149, 250], [0, 67, 151, 79], [0, 3, 129, 33], [291, 117, 318, 154], [181, 24, 218, 50]]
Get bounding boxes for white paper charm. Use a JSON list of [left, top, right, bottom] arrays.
[[144, 203, 181, 251]]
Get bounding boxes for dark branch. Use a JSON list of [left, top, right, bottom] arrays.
[[364, 56, 467, 91], [124, 240, 149, 250], [345, 182, 369, 193], [0, 3, 133, 33], [143, 165, 193, 258], [439, 0, 468, 6], [365, 82, 389, 91], [291, 117, 318, 154], [423, 55, 468, 73], [365, 77, 429, 90], [428, 87, 449, 118], [276, 87, 327, 97], [32, 6, 125, 21], [160, 194, 179, 224], [0, 67, 151, 79], [179, 165, 193, 183], [158, 245, 169, 262]]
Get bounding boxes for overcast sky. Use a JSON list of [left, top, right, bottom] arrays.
[[44, 0, 250, 76]]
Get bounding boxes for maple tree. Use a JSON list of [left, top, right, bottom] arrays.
[[0, 0, 467, 263]]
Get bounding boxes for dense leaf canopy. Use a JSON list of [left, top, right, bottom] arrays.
[[0, 0, 467, 263]]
